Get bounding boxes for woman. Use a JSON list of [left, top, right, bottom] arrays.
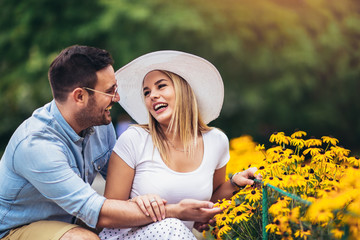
[[99, 51, 260, 239]]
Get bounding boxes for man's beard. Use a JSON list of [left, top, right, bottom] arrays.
[[75, 97, 112, 130]]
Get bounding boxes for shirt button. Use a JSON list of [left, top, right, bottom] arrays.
[[97, 166, 101, 170]]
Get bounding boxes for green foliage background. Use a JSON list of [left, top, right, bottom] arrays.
[[1, 0, 360, 155]]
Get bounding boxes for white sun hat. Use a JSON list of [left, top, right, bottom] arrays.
[[115, 50, 224, 124]]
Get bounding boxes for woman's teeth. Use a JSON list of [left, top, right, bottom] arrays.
[[154, 103, 167, 111]]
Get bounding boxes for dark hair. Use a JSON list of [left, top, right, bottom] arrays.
[[48, 45, 114, 102]]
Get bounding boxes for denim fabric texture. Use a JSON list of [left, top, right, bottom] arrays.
[[0, 100, 116, 238]]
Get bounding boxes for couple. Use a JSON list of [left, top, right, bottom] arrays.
[[0, 45, 260, 240]]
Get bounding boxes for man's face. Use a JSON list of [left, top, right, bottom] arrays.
[[79, 65, 119, 128]]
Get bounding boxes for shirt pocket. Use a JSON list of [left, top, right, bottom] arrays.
[[92, 149, 111, 172]]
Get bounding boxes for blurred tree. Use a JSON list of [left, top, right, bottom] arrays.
[[100, 0, 360, 150], [0, 0, 107, 151], [1, 0, 359, 155]]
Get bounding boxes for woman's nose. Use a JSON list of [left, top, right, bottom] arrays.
[[150, 91, 159, 100]]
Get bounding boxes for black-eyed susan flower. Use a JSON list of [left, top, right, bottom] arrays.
[[291, 130, 307, 139], [269, 198, 291, 216], [306, 205, 334, 223], [304, 137, 322, 147], [303, 147, 323, 156], [255, 144, 265, 151], [231, 202, 248, 212], [210, 132, 360, 239], [273, 216, 292, 236], [266, 146, 284, 158], [288, 207, 300, 223], [322, 136, 339, 146], [232, 210, 250, 223], [214, 198, 232, 210], [330, 146, 351, 162], [290, 138, 305, 149], [330, 228, 344, 239], [265, 223, 278, 233], [313, 150, 334, 162], [214, 212, 232, 226], [270, 132, 285, 144], [217, 224, 231, 237], [245, 188, 262, 203], [283, 174, 306, 188], [347, 156, 360, 167], [294, 229, 311, 240]]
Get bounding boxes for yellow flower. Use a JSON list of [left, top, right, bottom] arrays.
[[265, 223, 278, 233], [288, 207, 300, 223], [266, 146, 285, 158], [214, 198, 231, 210], [217, 224, 231, 237], [269, 196, 291, 215], [291, 130, 307, 139], [255, 144, 265, 151], [347, 156, 360, 167], [306, 204, 334, 223], [283, 174, 306, 188], [232, 211, 250, 223], [322, 136, 339, 146], [245, 204, 257, 217], [303, 147, 322, 156], [294, 229, 311, 240], [245, 188, 262, 203], [263, 176, 278, 186], [270, 132, 290, 145], [231, 202, 249, 213], [304, 138, 322, 147], [273, 216, 292, 236], [330, 146, 350, 156], [330, 146, 351, 162], [330, 228, 344, 239], [215, 213, 232, 225], [290, 138, 305, 149], [313, 151, 334, 162]]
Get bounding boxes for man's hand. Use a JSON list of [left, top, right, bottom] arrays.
[[193, 219, 216, 232], [166, 199, 222, 223]]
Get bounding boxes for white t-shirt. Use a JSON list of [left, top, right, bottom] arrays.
[[113, 126, 230, 228]]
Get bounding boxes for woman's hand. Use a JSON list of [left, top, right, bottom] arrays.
[[130, 194, 167, 222], [233, 167, 262, 188]]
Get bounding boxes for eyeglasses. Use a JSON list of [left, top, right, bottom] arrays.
[[83, 85, 118, 102]]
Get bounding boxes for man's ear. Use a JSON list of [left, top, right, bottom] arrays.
[[72, 88, 87, 104]]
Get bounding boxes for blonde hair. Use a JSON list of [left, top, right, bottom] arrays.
[[139, 70, 212, 163]]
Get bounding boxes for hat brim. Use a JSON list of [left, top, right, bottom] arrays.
[[115, 50, 224, 124]]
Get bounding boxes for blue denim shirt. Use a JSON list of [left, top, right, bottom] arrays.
[[0, 100, 116, 238]]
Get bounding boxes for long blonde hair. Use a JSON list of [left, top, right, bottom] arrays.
[[139, 70, 212, 163]]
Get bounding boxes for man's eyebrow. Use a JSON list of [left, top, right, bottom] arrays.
[[106, 83, 117, 91]]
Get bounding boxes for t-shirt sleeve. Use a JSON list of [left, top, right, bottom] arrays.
[[112, 126, 143, 169], [213, 129, 230, 169]]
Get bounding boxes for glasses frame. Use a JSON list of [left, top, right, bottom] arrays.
[[83, 85, 118, 102]]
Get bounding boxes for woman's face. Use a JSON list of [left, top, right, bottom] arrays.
[[143, 70, 175, 128]]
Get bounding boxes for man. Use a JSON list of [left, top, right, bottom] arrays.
[[0, 45, 223, 239]]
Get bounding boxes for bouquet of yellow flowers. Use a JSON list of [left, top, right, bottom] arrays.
[[207, 131, 360, 240]]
